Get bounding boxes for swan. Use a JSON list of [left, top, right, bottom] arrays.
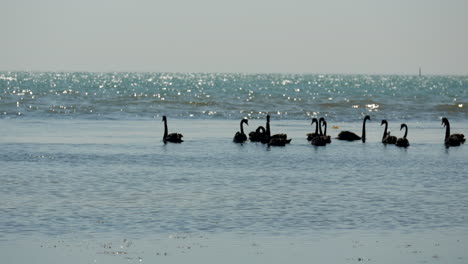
[[337, 115, 370, 142], [264, 115, 291, 146], [233, 119, 249, 143], [396, 123, 410, 147], [306, 118, 319, 141], [442, 117, 465, 146], [381, 120, 397, 144], [319, 118, 332, 144], [268, 137, 289, 146], [311, 117, 329, 146], [162, 116, 183, 143], [311, 134, 327, 146], [249, 126, 266, 142]]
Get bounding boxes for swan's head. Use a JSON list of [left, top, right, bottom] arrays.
[[441, 117, 448, 126], [319, 117, 325, 124], [400, 123, 407, 130], [311, 118, 318, 125], [364, 115, 371, 121], [380, 119, 387, 126], [266, 115, 270, 122], [242, 119, 249, 125], [162, 116, 167, 122], [322, 120, 327, 127]]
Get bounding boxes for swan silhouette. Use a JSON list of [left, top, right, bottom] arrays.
[[265, 115, 291, 146], [442, 117, 465, 146], [381, 120, 397, 144], [311, 117, 328, 146], [233, 119, 249, 143], [395, 123, 410, 148], [306, 118, 319, 141], [162, 116, 183, 143], [337, 115, 370, 142], [320, 118, 332, 144], [249, 126, 266, 142]]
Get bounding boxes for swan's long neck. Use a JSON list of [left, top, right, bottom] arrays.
[[445, 121, 450, 140], [319, 120, 323, 136], [266, 120, 271, 138], [362, 118, 368, 142], [403, 125, 408, 138], [323, 121, 327, 136], [313, 119, 318, 134], [382, 122, 388, 140], [163, 119, 168, 138], [240, 120, 245, 134]]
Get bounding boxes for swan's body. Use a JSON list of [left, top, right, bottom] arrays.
[[442, 117, 465, 147], [270, 134, 289, 140], [265, 115, 291, 146], [311, 135, 327, 146], [336, 131, 361, 141], [233, 119, 249, 143], [162, 116, 183, 143], [396, 123, 410, 148], [249, 126, 266, 142], [269, 137, 288, 146], [337, 115, 370, 142], [383, 132, 397, 144], [381, 120, 397, 144], [306, 118, 319, 141]]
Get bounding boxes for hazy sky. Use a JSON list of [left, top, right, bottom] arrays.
[[2, 0, 468, 74]]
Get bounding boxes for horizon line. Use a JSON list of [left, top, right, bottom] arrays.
[[1, 69, 467, 77]]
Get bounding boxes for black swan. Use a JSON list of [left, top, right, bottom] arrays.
[[249, 126, 266, 142], [337, 115, 370, 142], [396, 123, 410, 147], [311, 132, 327, 146], [306, 118, 319, 141], [269, 137, 289, 146], [162, 116, 183, 143], [264, 115, 291, 146], [442, 117, 465, 146], [233, 119, 249, 143], [319, 118, 332, 144], [380, 120, 397, 144], [311, 117, 328, 146]]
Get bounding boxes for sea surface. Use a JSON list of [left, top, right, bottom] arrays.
[[1, 72, 467, 121], [1, 72, 467, 263]]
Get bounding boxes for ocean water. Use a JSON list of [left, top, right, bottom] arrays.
[[1, 72, 467, 121], [1, 72, 467, 263]]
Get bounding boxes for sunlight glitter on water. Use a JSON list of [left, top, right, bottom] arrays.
[[1, 72, 466, 121]]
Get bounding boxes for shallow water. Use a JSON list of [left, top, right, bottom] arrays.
[[1, 117, 468, 263], [2, 231, 467, 264], [1, 119, 467, 236]]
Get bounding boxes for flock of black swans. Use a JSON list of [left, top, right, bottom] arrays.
[[162, 115, 465, 148]]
